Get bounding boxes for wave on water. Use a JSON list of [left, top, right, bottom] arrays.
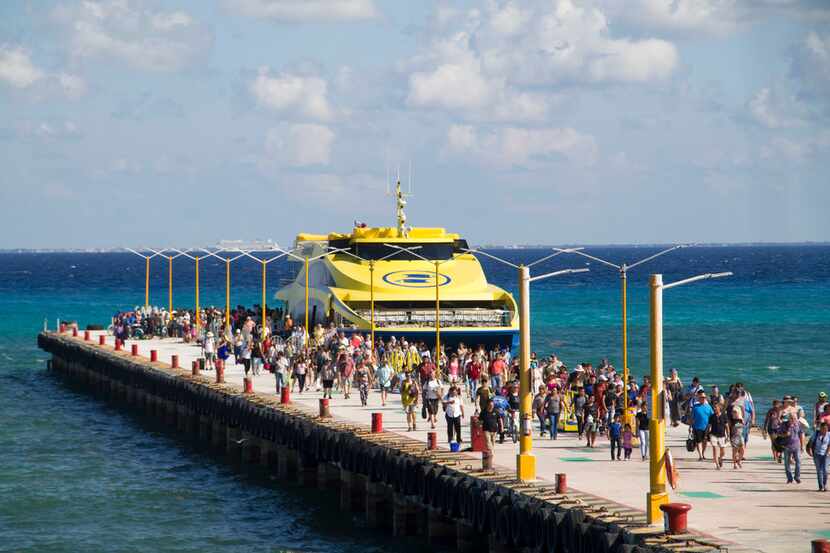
[[767, 365, 780, 370]]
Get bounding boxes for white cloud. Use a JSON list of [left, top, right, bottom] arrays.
[[0, 46, 44, 88], [225, 0, 377, 21], [602, 0, 740, 36], [58, 73, 87, 99], [406, 0, 676, 123], [748, 87, 804, 129], [406, 30, 549, 121], [446, 124, 598, 166], [151, 11, 193, 31], [266, 123, 335, 166], [53, 1, 208, 72], [251, 68, 333, 121], [791, 31, 830, 103]]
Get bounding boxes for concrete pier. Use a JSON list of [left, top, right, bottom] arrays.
[[39, 331, 829, 553]]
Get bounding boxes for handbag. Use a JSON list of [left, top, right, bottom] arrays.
[[685, 429, 695, 452]]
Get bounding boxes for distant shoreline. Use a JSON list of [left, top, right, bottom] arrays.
[[1, 242, 829, 254]]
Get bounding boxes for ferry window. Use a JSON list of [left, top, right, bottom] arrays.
[[353, 243, 454, 260]]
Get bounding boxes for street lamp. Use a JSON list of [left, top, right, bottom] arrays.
[[198, 249, 248, 333], [147, 248, 189, 317], [555, 245, 688, 426], [646, 271, 732, 524], [333, 246, 423, 350], [126, 248, 162, 309], [462, 247, 588, 482], [171, 249, 205, 331], [240, 249, 301, 331]]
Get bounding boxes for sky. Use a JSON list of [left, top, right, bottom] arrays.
[[1, 0, 829, 249]]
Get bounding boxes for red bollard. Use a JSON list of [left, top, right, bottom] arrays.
[[84, 330, 90, 341], [192, 360, 200, 376], [114, 339, 122, 351], [244, 377, 253, 394], [427, 431, 438, 450], [171, 355, 179, 369], [659, 503, 692, 535], [556, 473, 567, 494], [280, 387, 290, 404], [319, 398, 330, 417], [99, 335, 106, 346], [470, 416, 487, 452], [215, 359, 225, 383], [813, 539, 830, 553], [150, 350, 158, 362], [371, 412, 383, 433], [131, 344, 138, 356], [72, 327, 78, 337]]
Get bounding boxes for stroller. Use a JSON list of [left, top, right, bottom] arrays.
[[492, 396, 518, 444]]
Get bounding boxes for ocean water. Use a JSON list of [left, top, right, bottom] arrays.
[[1, 245, 828, 551]]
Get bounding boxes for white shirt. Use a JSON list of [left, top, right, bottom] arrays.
[[426, 379, 441, 400], [445, 395, 464, 418]]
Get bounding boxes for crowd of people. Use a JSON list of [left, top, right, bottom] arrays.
[[111, 305, 829, 492]]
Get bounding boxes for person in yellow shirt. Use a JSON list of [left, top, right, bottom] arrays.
[[400, 372, 421, 431]]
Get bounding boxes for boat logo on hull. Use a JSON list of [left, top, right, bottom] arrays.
[[382, 270, 452, 288]]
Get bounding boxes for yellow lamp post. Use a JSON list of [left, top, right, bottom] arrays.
[[556, 245, 687, 427], [241, 248, 305, 333], [171, 249, 205, 331], [646, 271, 731, 524], [462, 247, 587, 482], [146, 249, 187, 317], [199, 250, 248, 334], [127, 248, 161, 309]]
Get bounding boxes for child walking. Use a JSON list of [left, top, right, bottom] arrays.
[[609, 415, 622, 460], [622, 423, 634, 460]]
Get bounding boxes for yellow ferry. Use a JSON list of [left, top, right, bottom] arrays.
[[276, 183, 519, 348]]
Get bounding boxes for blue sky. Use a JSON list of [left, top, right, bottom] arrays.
[[1, 0, 828, 249]]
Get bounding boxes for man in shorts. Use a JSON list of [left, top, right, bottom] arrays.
[[401, 373, 421, 432], [706, 401, 728, 469], [691, 390, 714, 461]]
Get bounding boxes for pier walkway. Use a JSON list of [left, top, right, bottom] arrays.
[[82, 334, 830, 552]]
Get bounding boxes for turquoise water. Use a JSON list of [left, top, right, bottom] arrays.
[[1, 246, 828, 551]]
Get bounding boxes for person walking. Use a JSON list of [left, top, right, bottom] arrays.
[[544, 388, 563, 440], [481, 400, 502, 461], [375, 358, 393, 406], [707, 401, 728, 469], [666, 369, 683, 427], [320, 357, 336, 399], [781, 414, 804, 484], [425, 374, 443, 429], [609, 414, 622, 461], [728, 401, 745, 468], [810, 421, 829, 491], [401, 373, 421, 432], [636, 402, 649, 461], [532, 385, 547, 436], [763, 400, 784, 463], [442, 386, 465, 445], [622, 423, 634, 460], [691, 390, 714, 461]]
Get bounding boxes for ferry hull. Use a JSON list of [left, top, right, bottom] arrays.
[[340, 327, 519, 350]]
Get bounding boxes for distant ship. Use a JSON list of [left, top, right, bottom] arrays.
[[215, 239, 279, 251], [275, 183, 519, 348]]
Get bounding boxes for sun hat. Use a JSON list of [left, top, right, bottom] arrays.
[[820, 392, 828, 399]]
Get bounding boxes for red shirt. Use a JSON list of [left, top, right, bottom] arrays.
[[468, 362, 482, 380], [489, 359, 505, 376]]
